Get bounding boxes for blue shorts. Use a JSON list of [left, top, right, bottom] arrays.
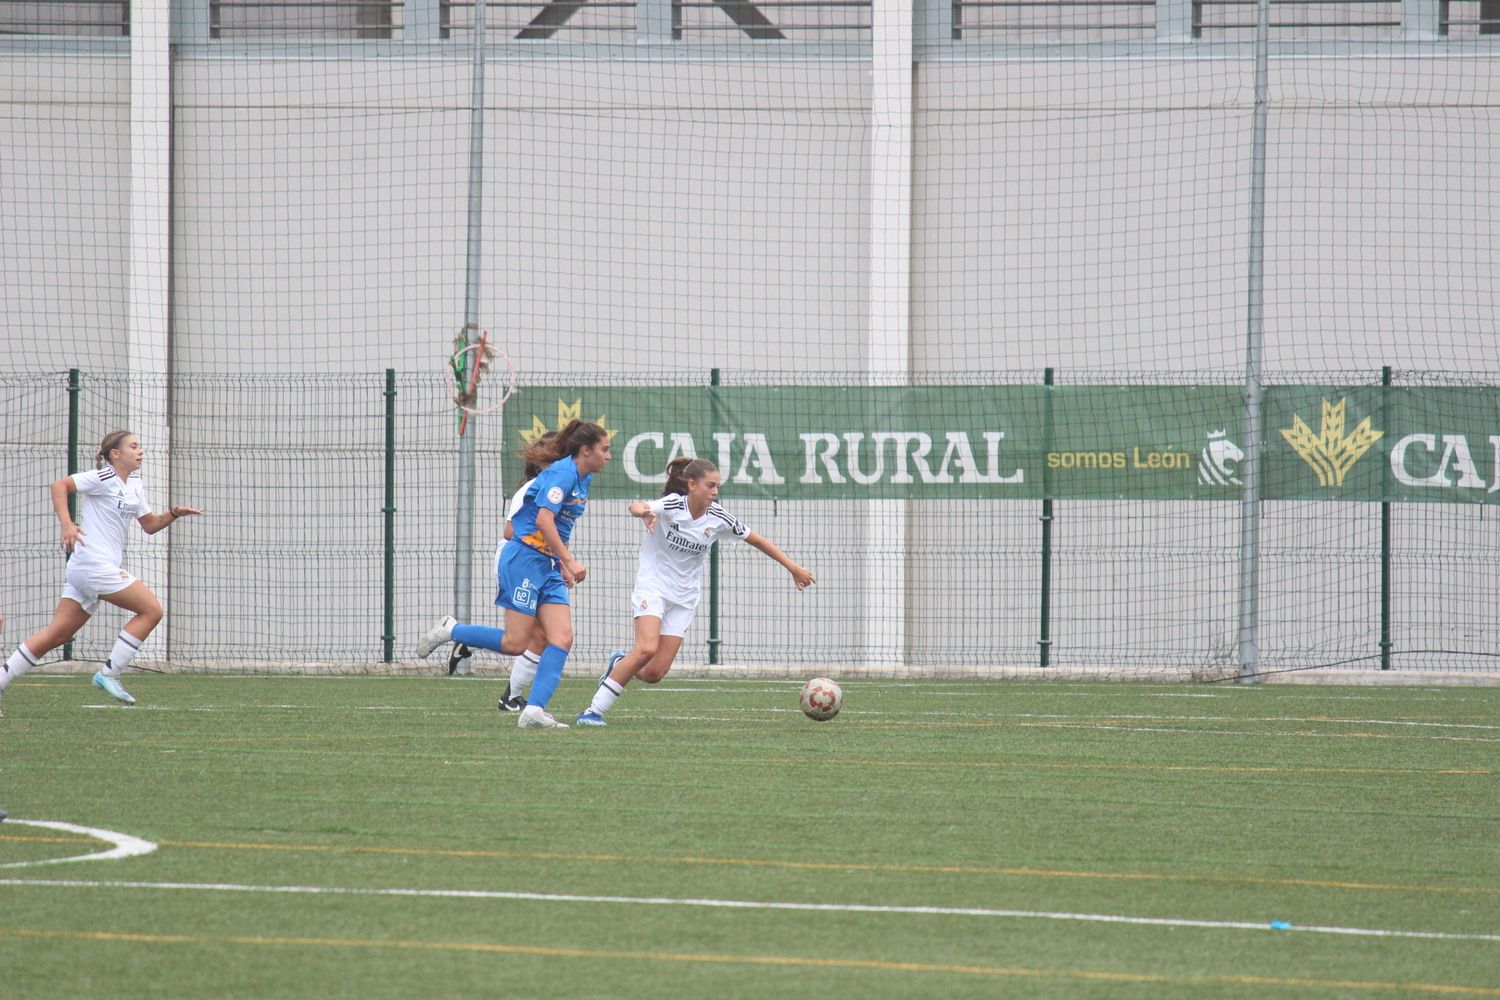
[[495, 541, 571, 614]]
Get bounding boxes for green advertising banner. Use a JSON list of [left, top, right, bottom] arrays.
[[500, 386, 1500, 503], [1265, 387, 1500, 503]]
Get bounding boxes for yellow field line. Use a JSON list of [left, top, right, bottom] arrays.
[[2, 927, 1497, 995], [732, 755, 1489, 776], [2, 832, 1493, 895]]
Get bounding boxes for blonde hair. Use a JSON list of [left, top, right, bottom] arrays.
[[95, 430, 134, 469]]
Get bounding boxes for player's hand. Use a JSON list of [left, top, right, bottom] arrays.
[[790, 565, 815, 591], [561, 558, 586, 587], [169, 505, 205, 518], [61, 523, 85, 553], [641, 511, 657, 533]]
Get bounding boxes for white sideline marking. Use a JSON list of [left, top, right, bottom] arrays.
[[0, 820, 158, 869], [1, 876, 1496, 944]]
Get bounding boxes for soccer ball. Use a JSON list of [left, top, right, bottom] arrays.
[[799, 677, 842, 722]]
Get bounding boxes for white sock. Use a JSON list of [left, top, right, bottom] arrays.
[[589, 678, 624, 716], [508, 650, 541, 698], [105, 631, 143, 678], [1, 644, 40, 690]]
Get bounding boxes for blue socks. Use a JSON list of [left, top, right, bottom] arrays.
[[527, 645, 570, 709], [451, 624, 505, 652], [447, 627, 569, 710]]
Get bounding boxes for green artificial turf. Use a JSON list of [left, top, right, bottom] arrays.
[[1, 674, 1497, 998]]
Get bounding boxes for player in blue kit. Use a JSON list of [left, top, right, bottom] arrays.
[[416, 420, 612, 729]]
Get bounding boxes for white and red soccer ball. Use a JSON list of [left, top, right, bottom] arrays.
[[799, 677, 843, 722]]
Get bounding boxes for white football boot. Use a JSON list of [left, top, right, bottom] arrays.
[[517, 704, 569, 729]]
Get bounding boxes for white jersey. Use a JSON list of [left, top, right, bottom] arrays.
[[634, 494, 749, 609], [505, 478, 535, 522], [495, 478, 536, 574], [71, 467, 152, 569]]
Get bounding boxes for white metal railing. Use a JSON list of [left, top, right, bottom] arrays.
[[0, 0, 130, 35], [0, 0, 1495, 41]]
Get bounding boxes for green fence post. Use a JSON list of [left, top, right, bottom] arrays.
[[1380, 365, 1392, 670], [383, 369, 397, 663], [707, 367, 722, 666], [63, 368, 80, 662], [1039, 368, 1054, 668]]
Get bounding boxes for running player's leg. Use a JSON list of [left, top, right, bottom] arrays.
[[526, 602, 573, 712], [500, 624, 547, 711], [581, 615, 664, 723], [91, 581, 163, 704], [635, 635, 685, 684], [425, 545, 544, 659], [98, 581, 162, 677], [1, 599, 91, 707]]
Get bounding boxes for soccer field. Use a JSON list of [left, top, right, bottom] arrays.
[[2, 674, 1497, 998]]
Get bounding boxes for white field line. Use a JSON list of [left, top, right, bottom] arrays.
[[1, 876, 1497, 945], [0, 821, 158, 869]]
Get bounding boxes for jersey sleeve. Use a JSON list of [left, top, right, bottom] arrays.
[[647, 494, 681, 516], [531, 462, 575, 516], [708, 503, 750, 544], [70, 469, 107, 495], [648, 494, 690, 528], [134, 481, 153, 517]]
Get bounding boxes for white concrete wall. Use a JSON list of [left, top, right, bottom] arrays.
[[3, 40, 1498, 671]]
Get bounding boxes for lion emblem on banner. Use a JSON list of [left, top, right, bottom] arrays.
[[1198, 430, 1244, 486]]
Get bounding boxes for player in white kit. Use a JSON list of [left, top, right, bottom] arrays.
[[0, 431, 203, 713], [575, 457, 814, 726]]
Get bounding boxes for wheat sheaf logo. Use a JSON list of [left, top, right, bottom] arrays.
[[520, 399, 616, 447], [1280, 397, 1383, 487]]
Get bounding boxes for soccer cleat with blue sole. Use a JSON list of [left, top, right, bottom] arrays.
[[92, 669, 136, 705]]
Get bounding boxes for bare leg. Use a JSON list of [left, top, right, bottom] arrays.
[[635, 635, 685, 684], [17, 598, 92, 660], [99, 581, 164, 643]]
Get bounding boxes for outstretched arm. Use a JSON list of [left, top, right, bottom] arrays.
[[628, 500, 658, 533], [141, 505, 205, 536], [745, 532, 815, 590]]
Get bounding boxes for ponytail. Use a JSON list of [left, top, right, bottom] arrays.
[[663, 457, 717, 496], [520, 431, 559, 480], [519, 420, 609, 475], [557, 419, 609, 457], [95, 430, 133, 470]]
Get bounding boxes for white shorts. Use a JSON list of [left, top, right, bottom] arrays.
[[630, 587, 698, 638], [62, 557, 136, 614]]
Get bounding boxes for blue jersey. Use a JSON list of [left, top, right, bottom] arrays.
[[509, 455, 592, 556]]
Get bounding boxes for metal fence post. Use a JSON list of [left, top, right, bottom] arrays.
[[63, 368, 81, 662], [707, 367, 722, 666], [1039, 368, 1054, 668], [383, 369, 397, 663], [1380, 365, 1393, 669]]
